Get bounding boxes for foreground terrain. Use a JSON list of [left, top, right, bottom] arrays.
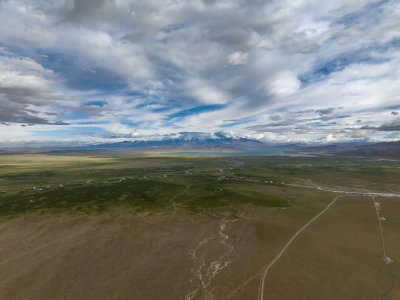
[[0, 151, 399, 299]]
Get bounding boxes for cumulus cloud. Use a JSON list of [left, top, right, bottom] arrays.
[[324, 134, 337, 143], [0, 1, 55, 48], [0, 54, 67, 125]]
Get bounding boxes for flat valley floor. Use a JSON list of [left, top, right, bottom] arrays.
[[0, 152, 399, 299]]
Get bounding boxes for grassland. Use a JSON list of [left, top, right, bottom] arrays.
[[264, 195, 398, 299], [0, 152, 295, 217], [0, 151, 399, 299], [1, 151, 399, 217]]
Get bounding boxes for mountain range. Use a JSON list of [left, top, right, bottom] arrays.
[[85, 132, 268, 150], [1, 131, 399, 160], [293, 141, 400, 159]]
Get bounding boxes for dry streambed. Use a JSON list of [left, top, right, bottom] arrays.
[[0, 207, 268, 300], [2, 191, 394, 300]]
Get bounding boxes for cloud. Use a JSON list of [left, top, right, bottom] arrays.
[[361, 120, 400, 131], [0, 54, 68, 125], [81, 131, 141, 139], [246, 121, 296, 132], [324, 134, 337, 143], [226, 52, 248, 65], [0, 0, 399, 143], [57, 0, 121, 24], [0, 1, 55, 48], [267, 71, 301, 97], [180, 78, 229, 105], [316, 107, 335, 115]]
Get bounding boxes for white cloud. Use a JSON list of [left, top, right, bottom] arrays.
[[226, 51, 248, 65], [324, 134, 337, 143], [0, 1, 55, 48], [268, 71, 301, 97], [0, 0, 399, 144], [0, 57, 53, 94], [182, 78, 229, 105]]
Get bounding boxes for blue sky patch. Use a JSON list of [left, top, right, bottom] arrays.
[[168, 104, 227, 119]]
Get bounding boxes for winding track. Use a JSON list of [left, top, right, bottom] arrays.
[[258, 195, 341, 300]]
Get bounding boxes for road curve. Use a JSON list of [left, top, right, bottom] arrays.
[[258, 196, 341, 300]]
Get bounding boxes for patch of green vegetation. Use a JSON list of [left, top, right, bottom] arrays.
[[0, 178, 186, 217], [1, 151, 399, 218]]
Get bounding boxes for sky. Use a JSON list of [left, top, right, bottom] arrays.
[[0, 0, 400, 146]]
